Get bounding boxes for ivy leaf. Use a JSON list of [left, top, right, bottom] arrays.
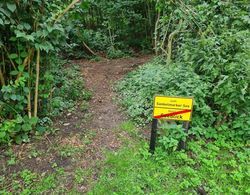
[[7, 3, 16, 13]]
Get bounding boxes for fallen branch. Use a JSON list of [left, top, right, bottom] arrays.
[[82, 41, 98, 56]]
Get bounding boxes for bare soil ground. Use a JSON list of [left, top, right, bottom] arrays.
[[0, 55, 152, 193]]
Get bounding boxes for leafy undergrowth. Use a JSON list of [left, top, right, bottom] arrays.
[[0, 58, 91, 144], [107, 57, 250, 194], [90, 122, 250, 194], [116, 58, 250, 140]]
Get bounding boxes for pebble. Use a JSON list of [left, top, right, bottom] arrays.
[[63, 123, 70, 126]]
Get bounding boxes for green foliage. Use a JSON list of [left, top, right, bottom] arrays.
[[0, 1, 82, 144], [116, 59, 212, 127], [158, 123, 187, 152], [107, 47, 127, 59], [47, 62, 91, 117], [90, 139, 250, 194], [74, 168, 92, 184], [0, 115, 38, 144], [64, 0, 155, 58], [0, 58, 89, 144], [117, 0, 250, 140], [120, 120, 137, 137], [0, 169, 61, 194]]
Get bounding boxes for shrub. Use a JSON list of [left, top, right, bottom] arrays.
[[116, 59, 212, 129]]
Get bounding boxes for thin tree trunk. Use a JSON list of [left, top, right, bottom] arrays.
[[154, 10, 160, 55], [0, 67, 5, 86], [167, 20, 183, 64], [34, 49, 40, 117], [27, 53, 32, 118]]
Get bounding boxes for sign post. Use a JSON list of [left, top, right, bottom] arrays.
[[149, 96, 194, 154], [149, 118, 158, 154]]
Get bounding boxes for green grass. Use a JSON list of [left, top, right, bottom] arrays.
[[90, 138, 250, 194], [0, 169, 63, 194], [119, 121, 137, 137]]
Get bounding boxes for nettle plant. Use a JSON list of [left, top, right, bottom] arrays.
[[0, 0, 80, 144]]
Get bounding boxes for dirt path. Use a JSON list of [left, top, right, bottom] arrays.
[[0, 55, 151, 193], [73, 56, 152, 168], [61, 56, 152, 192]]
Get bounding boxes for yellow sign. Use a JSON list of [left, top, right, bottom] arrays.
[[153, 96, 194, 121]]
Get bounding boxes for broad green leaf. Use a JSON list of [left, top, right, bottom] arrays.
[[10, 70, 19, 75], [20, 51, 28, 58], [22, 134, 30, 143], [14, 135, 22, 144], [30, 117, 38, 125], [0, 18, 3, 25], [15, 58, 22, 65], [23, 87, 30, 93], [22, 124, 32, 131], [7, 3, 16, 13], [10, 94, 17, 100], [9, 53, 18, 59], [0, 132, 6, 138], [16, 115, 23, 124], [18, 65, 24, 72], [17, 24, 24, 30], [23, 23, 31, 30]]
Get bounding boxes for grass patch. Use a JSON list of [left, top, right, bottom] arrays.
[[0, 168, 65, 194], [90, 139, 250, 194], [120, 121, 137, 137]]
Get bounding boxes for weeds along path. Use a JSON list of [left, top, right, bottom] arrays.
[[0, 55, 151, 193]]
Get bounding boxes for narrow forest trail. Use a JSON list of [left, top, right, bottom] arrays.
[[0, 55, 152, 193], [60, 55, 152, 192]]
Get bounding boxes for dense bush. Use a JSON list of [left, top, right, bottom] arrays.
[[117, 0, 250, 140], [64, 0, 155, 58], [0, 1, 86, 144], [0, 58, 88, 144], [117, 59, 212, 127]]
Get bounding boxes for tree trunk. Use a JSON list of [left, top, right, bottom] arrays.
[[34, 49, 40, 117]]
